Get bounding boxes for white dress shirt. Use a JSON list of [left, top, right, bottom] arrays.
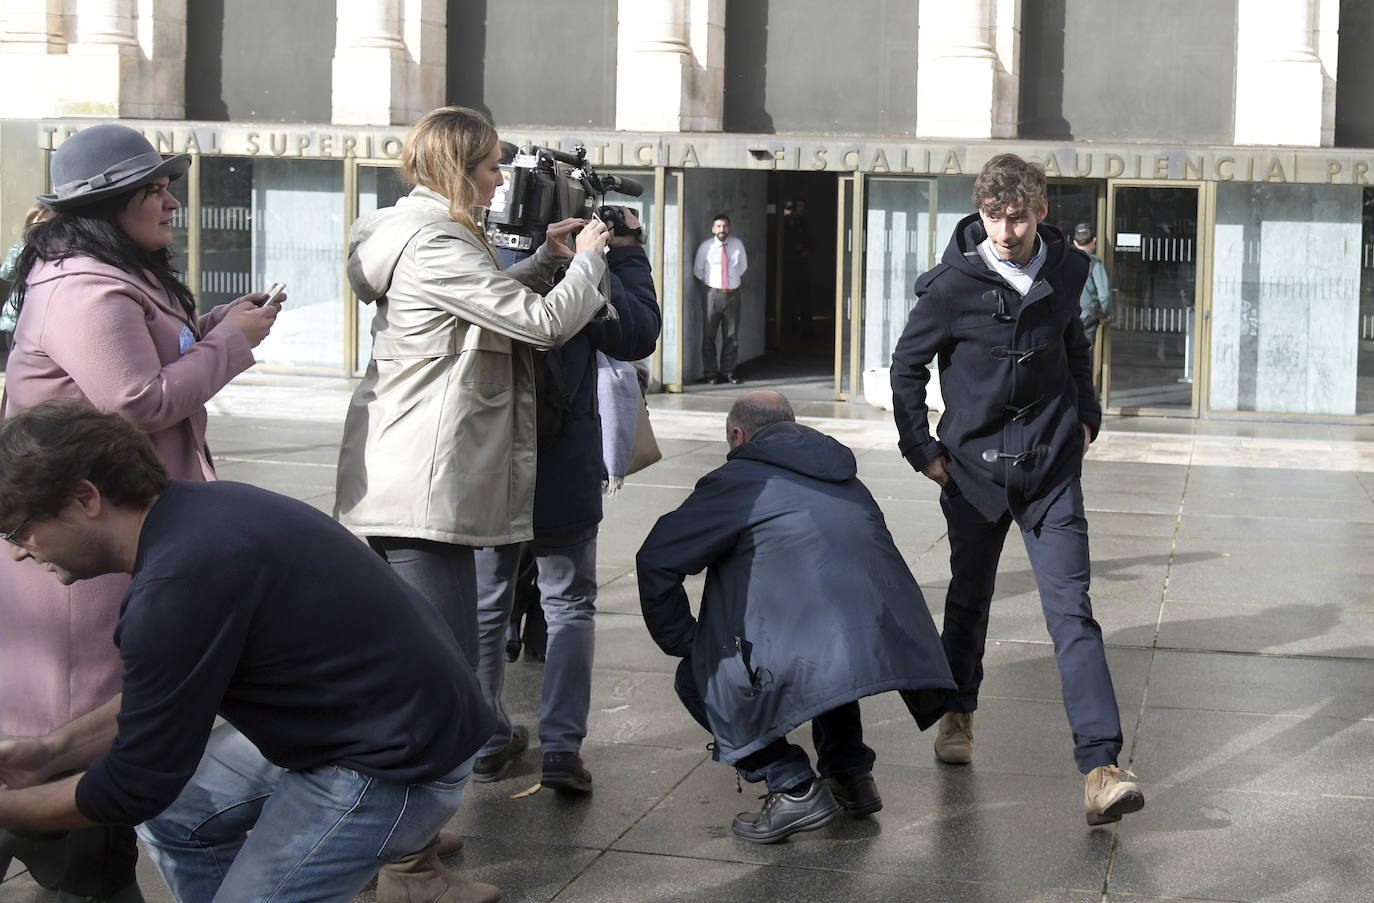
[[694, 236, 748, 290]]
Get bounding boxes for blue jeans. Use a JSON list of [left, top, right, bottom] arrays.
[[674, 658, 875, 793], [474, 526, 598, 755], [941, 478, 1123, 773], [136, 725, 472, 903]]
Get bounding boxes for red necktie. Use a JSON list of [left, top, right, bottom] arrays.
[[720, 242, 729, 288]]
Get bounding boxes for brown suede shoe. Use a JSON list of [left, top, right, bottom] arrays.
[[933, 711, 974, 765], [1084, 765, 1145, 826], [376, 836, 501, 903]]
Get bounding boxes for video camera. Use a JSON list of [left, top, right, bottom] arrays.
[[487, 145, 644, 252]]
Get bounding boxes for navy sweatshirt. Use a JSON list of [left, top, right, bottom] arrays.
[[75, 480, 494, 826]]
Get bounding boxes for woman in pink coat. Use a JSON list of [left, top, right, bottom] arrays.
[[0, 124, 280, 901]]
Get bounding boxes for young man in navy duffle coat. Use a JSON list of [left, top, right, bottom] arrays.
[[889, 152, 1145, 827]]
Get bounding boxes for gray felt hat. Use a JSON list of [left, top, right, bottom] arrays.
[[37, 124, 191, 211]]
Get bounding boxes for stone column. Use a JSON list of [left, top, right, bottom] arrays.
[[333, 0, 430, 125], [74, 0, 137, 46], [399, 0, 447, 124], [0, 0, 66, 116], [0, 0, 185, 119], [0, 0, 68, 53], [1234, 0, 1337, 147], [127, 0, 187, 120], [916, 0, 1019, 139], [616, 0, 724, 132]]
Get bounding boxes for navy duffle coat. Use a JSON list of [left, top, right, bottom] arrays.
[[890, 214, 1101, 527]]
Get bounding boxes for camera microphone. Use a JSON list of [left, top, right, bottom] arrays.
[[600, 175, 644, 198]]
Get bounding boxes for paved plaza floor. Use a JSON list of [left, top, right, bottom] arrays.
[[4, 372, 1374, 902]]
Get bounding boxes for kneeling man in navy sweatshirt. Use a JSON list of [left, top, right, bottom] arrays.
[[0, 399, 494, 902]]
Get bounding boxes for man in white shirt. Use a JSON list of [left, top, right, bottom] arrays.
[[692, 214, 748, 384]]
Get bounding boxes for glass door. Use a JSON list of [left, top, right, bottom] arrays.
[[1106, 183, 1204, 414], [861, 178, 933, 394]]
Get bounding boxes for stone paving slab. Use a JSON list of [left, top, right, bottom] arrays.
[[1102, 788, 1374, 902], [6, 374, 1374, 902], [1153, 599, 1374, 658]]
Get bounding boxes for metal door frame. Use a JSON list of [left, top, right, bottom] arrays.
[[835, 174, 858, 399]]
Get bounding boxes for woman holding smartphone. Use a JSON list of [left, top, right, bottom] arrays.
[[0, 124, 281, 901], [334, 106, 609, 902]]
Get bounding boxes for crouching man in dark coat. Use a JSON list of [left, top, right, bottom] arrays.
[[636, 390, 954, 844]]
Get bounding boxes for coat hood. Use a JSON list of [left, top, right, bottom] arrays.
[[347, 186, 462, 303], [726, 421, 857, 482], [941, 212, 1072, 286]]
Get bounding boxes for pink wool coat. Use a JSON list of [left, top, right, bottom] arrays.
[[0, 256, 255, 736]]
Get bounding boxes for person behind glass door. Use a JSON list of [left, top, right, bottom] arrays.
[[693, 213, 748, 384], [782, 199, 815, 338], [0, 122, 281, 902], [334, 106, 610, 903], [1073, 223, 1112, 345], [1073, 222, 1112, 392]]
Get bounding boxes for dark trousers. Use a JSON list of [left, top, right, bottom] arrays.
[[674, 657, 875, 792], [701, 288, 740, 377], [941, 479, 1123, 773], [369, 536, 478, 668], [0, 826, 138, 896]]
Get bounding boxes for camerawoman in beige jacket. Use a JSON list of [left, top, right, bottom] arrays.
[[333, 106, 612, 903], [336, 183, 609, 546]]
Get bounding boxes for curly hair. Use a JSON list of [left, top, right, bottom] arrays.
[[972, 153, 1048, 216], [0, 399, 167, 528]]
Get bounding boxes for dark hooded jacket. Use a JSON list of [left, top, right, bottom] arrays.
[[890, 214, 1101, 527], [636, 421, 954, 763], [533, 244, 661, 537]]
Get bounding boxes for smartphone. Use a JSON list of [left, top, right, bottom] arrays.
[[262, 282, 286, 305]]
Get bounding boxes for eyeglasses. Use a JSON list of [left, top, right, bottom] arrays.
[[0, 513, 34, 548]]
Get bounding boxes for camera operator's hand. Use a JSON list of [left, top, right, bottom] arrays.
[[574, 218, 610, 256], [544, 217, 585, 261], [609, 207, 645, 248]]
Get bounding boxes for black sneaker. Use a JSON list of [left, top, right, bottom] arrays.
[[541, 751, 593, 795], [826, 771, 883, 816], [472, 724, 528, 783], [731, 780, 840, 843]]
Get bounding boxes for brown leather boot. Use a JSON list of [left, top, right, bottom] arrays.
[[375, 836, 500, 903]]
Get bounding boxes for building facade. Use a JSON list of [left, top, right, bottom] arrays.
[[2, 0, 1373, 421]]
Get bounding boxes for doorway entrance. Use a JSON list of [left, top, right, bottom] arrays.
[[1106, 183, 1204, 414], [751, 170, 839, 398]]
